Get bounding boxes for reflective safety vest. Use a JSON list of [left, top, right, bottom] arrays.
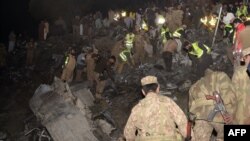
[[242, 5, 248, 16], [141, 20, 148, 31], [189, 42, 211, 58], [172, 28, 183, 38], [64, 56, 69, 65], [224, 24, 234, 36], [236, 7, 242, 17], [129, 12, 135, 20], [160, 27, 170, 44], [200, 16, 208, 25], [209, 16, 217, 27], [119, 49, 131, 62], [125, 33, 135, 49]]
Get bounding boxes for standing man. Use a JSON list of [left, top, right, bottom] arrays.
[[75, 49, 86, 82], [232, 18, 245, 66], [26, 38, 36, 67], [44, 19, 49, 40], [238, 21, 250, 51], [232, 46, 250, 124], [86, 49, 96, 88], [124, 76, 196, 141], [189, 69, 236, 141], [94, 56, 116, 99], [8, 31, 16, 53], [61, 48, 76, 83]]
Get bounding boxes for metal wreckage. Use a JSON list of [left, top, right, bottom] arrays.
[[3, 3, 235, 141], [24, 30, 232, 141]]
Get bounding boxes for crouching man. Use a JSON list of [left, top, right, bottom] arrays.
[[124, 75, 196, 141]]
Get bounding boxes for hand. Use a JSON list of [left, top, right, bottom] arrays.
[[222, 113, 233, 124]]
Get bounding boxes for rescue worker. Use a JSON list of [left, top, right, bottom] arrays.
[[232, 45, 250, 124], [124, 29, 135, 50], [124, 75, 196, 141], [26, 38, 36, 67], [172, 25, 186, 39], [220, 22, 234, 43], [232, 18, 245, 67], [162, 39, 178, 72], [189, 69, 236, 141], [239, 21, 250, 50], [61, 48, 76, 83], [115, 29, 135, 73], [86, 49, 96, 87], [240, 2, 248, 16], [133, 29, 146, 66], [116, 47, 133, 74], [183, 41, 212, 77], [75, 49, 86, 82], [160, 23, 171, 46], [94, 56, 116, 99]]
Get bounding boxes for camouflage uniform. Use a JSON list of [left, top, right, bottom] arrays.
[[189, 70, 237, 141], [232, 65, 250, 124], [124, 92, 195, 141]]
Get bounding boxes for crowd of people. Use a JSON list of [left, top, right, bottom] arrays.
[[1, 0, 250, 141]]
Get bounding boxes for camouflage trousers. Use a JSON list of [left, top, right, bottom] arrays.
[[193, 120, 224, 141]]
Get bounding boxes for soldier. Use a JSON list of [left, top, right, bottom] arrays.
[[189, 69, 236, 141], [232, 46, 250, 124], [86, 49, 96, 87], [26, 38, 36, 66], [61, 48, 76, 83], [124, 76, 196, 141], [94, 55, 116, 99], [133, 29, 146, 66]]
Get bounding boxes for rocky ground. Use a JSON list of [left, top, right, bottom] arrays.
[[0, 27, 234, 140]]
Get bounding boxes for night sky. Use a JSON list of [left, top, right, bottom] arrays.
[[0, 0, 38, 44], [0, 0, 158, 44], [0, 0, 225, 44]]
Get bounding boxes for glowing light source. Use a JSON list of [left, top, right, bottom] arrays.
[[157, 17, 166, 25], [121, 11, 127, 17]]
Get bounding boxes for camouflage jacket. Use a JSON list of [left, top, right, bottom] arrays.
[[189, 70, 237, 123], [124, 92, 194, 141], [232, 65, 250, 124]]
